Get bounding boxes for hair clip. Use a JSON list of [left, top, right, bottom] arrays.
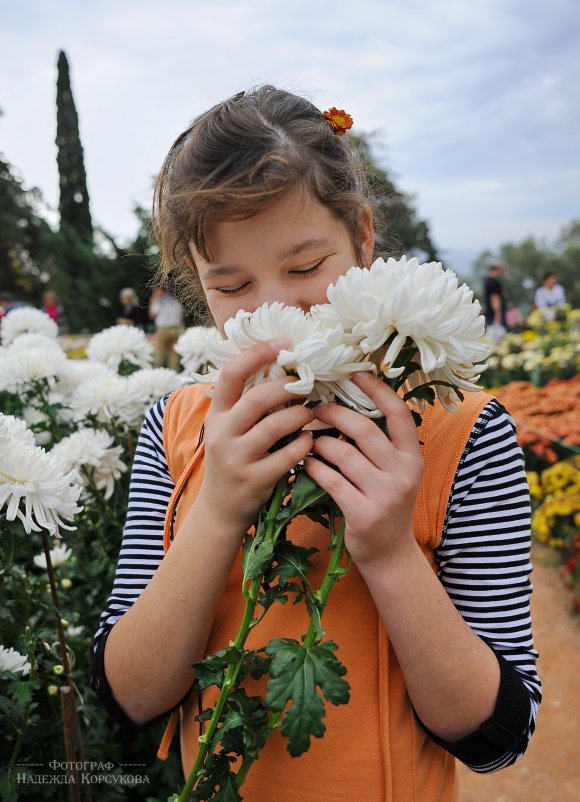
[[322, 107, 354, 136]]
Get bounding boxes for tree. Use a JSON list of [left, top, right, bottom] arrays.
[[352, 134, 439, 261], [55, 50, 92, 243], [0, 153, 56, 302]]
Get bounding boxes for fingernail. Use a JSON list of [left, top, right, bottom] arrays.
[[269, 338, 288, 351]]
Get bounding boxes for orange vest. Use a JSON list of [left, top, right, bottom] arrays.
[[157, 384, 493, 802]]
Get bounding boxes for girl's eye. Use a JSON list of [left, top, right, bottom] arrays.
[[219, 283, 248, 297], [292, 260, 323, 277]]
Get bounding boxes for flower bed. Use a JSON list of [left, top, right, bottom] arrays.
[[528, 457, 580, 612], [492, 376, 580, 470], [485, 305, 580, 388]]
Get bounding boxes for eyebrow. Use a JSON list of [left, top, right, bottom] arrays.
[[201, 237, 333, 281]]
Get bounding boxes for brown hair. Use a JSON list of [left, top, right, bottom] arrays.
[[152, 85, 376, 318]]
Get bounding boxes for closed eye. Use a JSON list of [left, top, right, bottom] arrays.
[[290, 260, 324, 277]]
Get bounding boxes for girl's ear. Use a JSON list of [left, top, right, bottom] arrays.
[[358, 206, 375, 267]]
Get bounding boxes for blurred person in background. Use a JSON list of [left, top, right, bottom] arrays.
[[148, 286, 183, 370], [116, 287, 148, 329], [42, 290, 69, 334], [483, 263, 507, 344], [534, 271, 566, 309]]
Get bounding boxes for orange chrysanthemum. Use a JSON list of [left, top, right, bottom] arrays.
[[322, 107, 354, 136]]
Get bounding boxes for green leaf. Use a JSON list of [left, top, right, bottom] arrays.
[[281, 472, 329, 520], [257, 583, 289, 614], [266, 541, 318, 586], [264, 638, 350, 756], [403, 385, 436, 404], [241, 651, 271, 681], [192, 753, 241, 802], [193, 647, 239, 691], [218, 690, 268, 754], [241, 536, 275, 583]]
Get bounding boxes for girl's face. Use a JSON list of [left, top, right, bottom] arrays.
[[191, 188, 374, 336]]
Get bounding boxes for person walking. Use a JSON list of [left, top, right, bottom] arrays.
[[148, 286, 183, 370], [483, 263, 507, 343]]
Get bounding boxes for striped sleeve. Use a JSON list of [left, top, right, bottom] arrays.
[[92, 392, 174, 645], [434, 399, 541, 772]]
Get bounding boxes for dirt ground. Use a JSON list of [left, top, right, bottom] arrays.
[[458, 544, 580, 802]]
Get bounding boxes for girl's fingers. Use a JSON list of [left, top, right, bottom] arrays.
[[312, 403, 394, 471], [302, 453, 363, 515], [309, 435, 378, 493], [256, 430, 314, 479], [229, 376, 310, 434], [350, 372, 421, 454], [211, 339, 288, 412], [244, 404, 314, 458]]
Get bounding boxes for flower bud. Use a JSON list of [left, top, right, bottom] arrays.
[[60, 618, 69, 629], [61, 578, 72, 590], [47, 685, 59, 696], [53, 664, 64, 676]]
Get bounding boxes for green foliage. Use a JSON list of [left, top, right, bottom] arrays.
[[264, 638, 350, 757], [56, 51, 93, 244], [0, 157, 57, 303]]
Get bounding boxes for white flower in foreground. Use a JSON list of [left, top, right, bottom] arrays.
[[51, 429, 127, 500], [312, 256, 489, 411], [175, 326, 221, 374], [0, 346, 69, 394], [126, 368, 185, 414], [0, 307, 58, 346], [0, 414, 36, 456], [196, 302, 379, 415], [7, 332, 63, 353], [87, 325, 153, 372], [69, 375, 146, 430], [33, 543, 73, 570], [0, 645, 31, 676], [0, 440, 82, 536]]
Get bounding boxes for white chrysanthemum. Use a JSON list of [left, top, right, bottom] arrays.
[[0, 414, 36, 457], [69, 375, 146, 430], [0, 440, 82, 536], [126, 368, 185, 413], [196, 302, 379, 415], [87, 325, 153, 372], [51, 429, 127, 500], [0, 307, 58, 346], [33, 543, 73, 570], [0, 346, 69, 394], [175, 326, 221, 374], [0, 645, 31, 676], [66, 625, 85, 638], [21, 406, 52, 446], [6, 332, 63, 353], [312, 256, 489, 411]]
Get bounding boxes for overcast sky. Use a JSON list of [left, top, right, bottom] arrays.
[[1, 0, 579, 275]]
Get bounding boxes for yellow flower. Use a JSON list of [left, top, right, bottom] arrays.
[[522, 330, 538, 343]]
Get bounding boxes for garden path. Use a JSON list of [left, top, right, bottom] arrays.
[[458, 544, 580, 802]]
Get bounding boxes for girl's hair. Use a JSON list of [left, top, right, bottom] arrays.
[[151, 85, 376, 318]]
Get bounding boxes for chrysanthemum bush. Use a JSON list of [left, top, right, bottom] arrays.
[[527, 455, 580, 612], [484, 304, 580, 387], [0, 315, 202, 801]]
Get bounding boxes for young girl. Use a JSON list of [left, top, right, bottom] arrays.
[[91, 86, 541, 801]]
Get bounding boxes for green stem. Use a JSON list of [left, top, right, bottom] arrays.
[[177, 476, 289, 802], [236, 519, 348, 789]]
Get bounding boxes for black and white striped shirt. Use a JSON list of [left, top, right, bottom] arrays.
[[91, 395, 541, 773]]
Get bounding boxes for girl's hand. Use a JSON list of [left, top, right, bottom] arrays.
[[196, 339, 315, 535], [303, 371, 423, 567]]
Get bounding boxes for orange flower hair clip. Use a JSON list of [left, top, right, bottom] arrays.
[[323, 107, 354, 136]]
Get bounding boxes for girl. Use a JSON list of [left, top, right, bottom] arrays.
[[91, 86, 541, 801]]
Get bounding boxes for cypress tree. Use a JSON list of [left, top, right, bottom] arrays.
[[55, 50, 93, 243]]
